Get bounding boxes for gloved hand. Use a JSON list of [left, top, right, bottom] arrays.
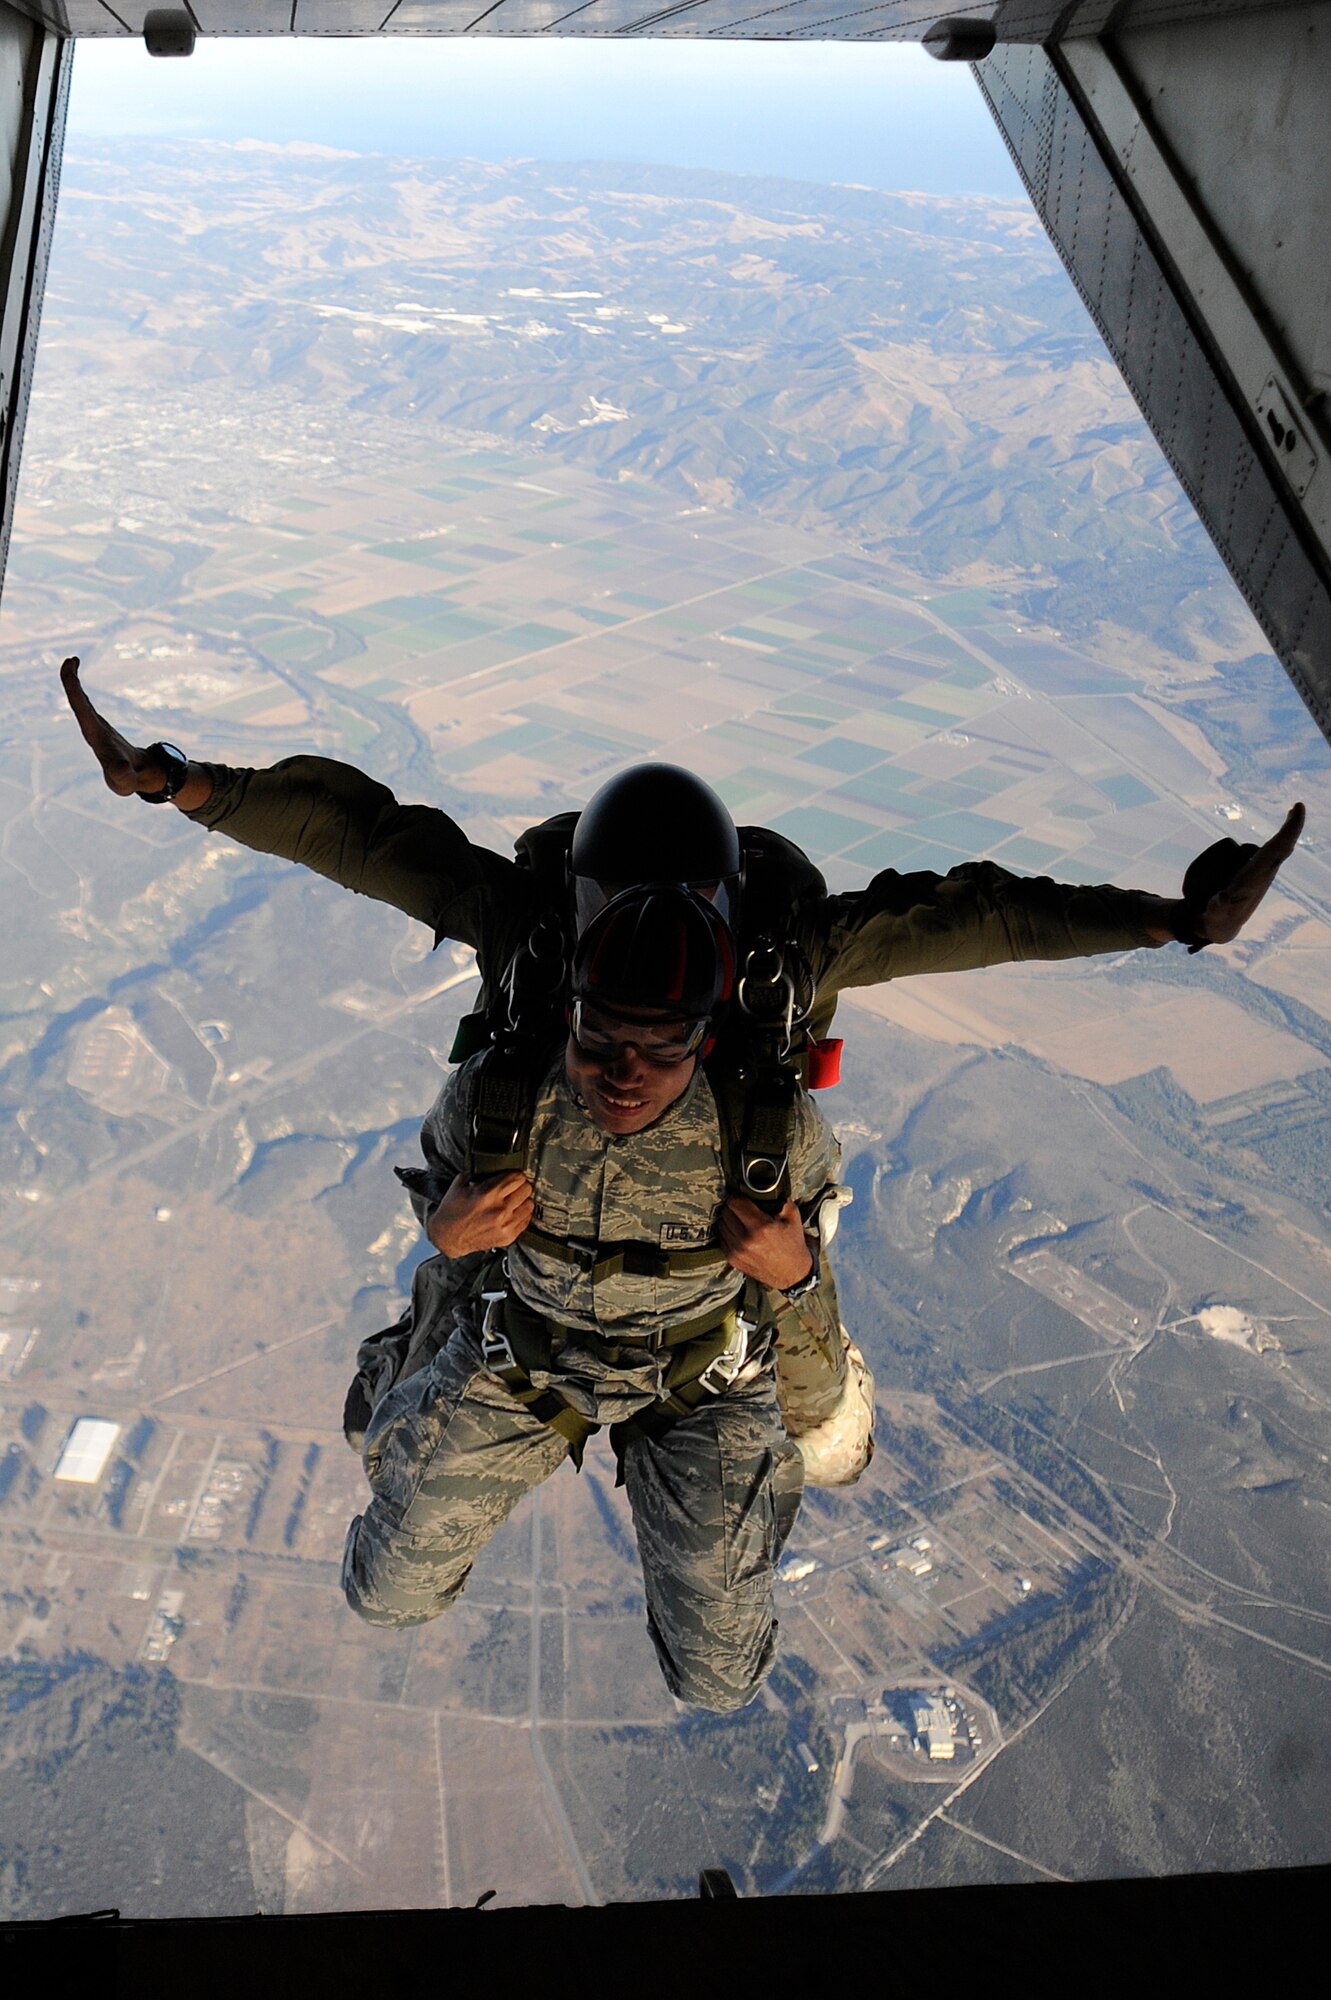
[[1176, 804, 1305, 953]]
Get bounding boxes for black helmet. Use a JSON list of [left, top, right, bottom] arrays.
[[570, 885, 735, 1055], [570, 764, 741, 935]]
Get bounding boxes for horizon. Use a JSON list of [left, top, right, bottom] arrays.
[[67, 37, 1025, 200]]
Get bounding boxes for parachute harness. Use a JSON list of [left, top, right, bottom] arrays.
[[736, 935, 814, 1062], [431, 815, 839, 1458], [476, 1256, 761, 1475], [714, 932, 816, 1210]]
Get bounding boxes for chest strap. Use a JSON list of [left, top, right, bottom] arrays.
[[519, 1224, 727, 1283]]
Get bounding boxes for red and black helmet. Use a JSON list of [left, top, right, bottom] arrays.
[[570, 883, 735, 1034]]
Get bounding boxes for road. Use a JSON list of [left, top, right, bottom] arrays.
[[528, 1490, 600, 1907]]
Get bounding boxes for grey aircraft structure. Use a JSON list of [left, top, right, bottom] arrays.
[[0, 0, 1326, 1950], [0, 0, 1328, 743]]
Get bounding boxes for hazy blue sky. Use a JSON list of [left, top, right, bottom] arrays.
[[69, 38, 1023, 198]]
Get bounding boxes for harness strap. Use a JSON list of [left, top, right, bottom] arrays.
[[479, 1285, 755, 1471], [502, 1285, 741, 1361], [708, 1057, 799, 1213], [608, 1300, 760, 1470], [479, 1296, 601, 1468], [467, 1032, 562, 1178], [469, 1053, 535, 1176], [519, 1223, 728, 1284]]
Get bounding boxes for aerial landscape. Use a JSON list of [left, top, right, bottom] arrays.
[[0, 136, 1329, 1917]]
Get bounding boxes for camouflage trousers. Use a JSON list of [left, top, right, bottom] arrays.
[[342, 1322, 805, 1713]]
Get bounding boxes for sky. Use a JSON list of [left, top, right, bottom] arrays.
[[67, 37, 1024, 199]]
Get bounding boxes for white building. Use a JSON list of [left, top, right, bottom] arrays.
[[912, 1698, 956, 1761], [778, 1555, 818, 1584], [53, 1417, 121, 1484]]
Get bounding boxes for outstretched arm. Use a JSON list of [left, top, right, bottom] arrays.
[[812, 804, 1306, 1019], [59, 655, 525, 945]]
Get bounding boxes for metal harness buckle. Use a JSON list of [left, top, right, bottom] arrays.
[[480, 1289, 517, 1374], [695, 1312, 755, 1397]]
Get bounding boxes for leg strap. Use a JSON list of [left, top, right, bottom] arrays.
[[479, 1291, 600, 1469]]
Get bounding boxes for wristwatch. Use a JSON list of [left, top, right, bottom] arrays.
[[139, 742, 190, 805], [780, 1260, 821, 1305]]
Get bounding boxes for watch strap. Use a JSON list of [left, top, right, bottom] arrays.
[[779, 1260, 821, 1304], [139, 742, 190, 804]]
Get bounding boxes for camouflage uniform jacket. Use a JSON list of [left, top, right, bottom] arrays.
[[394, 1050, 840, 1425], [185, 756, 1165, 1041]]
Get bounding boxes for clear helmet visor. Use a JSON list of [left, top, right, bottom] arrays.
[[572, 873, 738, 940]]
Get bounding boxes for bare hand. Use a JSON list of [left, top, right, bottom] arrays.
[[426, 1172, 534, 1259], [60, 656, 169, 796], [1185, 803, 1306, 950], [718, 1196, 815, 1292]]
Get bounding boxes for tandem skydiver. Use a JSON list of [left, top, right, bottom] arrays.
[[341, 882, 848, 1710], [60, 658, 1305, 1508]]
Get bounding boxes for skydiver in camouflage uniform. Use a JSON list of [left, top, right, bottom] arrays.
[[342, 887, 845, 1708], [60, 659, 1305, 1501]]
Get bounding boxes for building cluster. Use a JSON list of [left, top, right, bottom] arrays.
[[871, 1685, 988, 1764], [188, 1460, 249, 1541], [866, 1531, 935, 1578], [0, 1272, 43, 1377]]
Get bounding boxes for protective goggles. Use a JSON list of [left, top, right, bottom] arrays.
[[569, 998, 710, 1067]]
